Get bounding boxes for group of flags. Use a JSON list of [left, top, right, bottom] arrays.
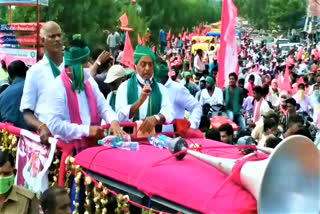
[[119, 0, 240, 88]]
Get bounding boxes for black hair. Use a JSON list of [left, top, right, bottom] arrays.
[[205, 128, 221, 141], [218, 123, 234, 136], [293, 128, 313, 141], [249, 74, 255, 81], [229, 72, 238, 81], [8, 60, 28, 79], [0, 150, 15, 167], [265, 136, 281, 149], [263, 118, 277, 132], [262, 84, 269, 97], [238, 78, 245, 85], [41, 186, 69, 214], [253, 86, 263, 95]]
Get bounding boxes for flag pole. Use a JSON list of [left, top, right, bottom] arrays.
[[36, 0, 40, 61]]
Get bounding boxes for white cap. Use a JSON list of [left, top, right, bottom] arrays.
[[104, 65, 127, 84]]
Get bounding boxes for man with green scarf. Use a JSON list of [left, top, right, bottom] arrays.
[[46, 37, 124, 144], [0, 150, 39, 214], [20, 21, 64, 146], [116, 46, 173, 134], [224, 72, 246, 130]]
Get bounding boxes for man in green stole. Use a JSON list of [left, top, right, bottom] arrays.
[[224, 72, 246, 130], [20, 21, 64, 146], [115, 46, 173, 135]]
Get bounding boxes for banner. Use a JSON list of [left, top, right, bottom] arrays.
[[217, 0, 238, 88], [0, 0, 48, 6], [0, 48, 37, 66], [15, 130, 57, 195]]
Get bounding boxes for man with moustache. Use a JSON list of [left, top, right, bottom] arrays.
[[20, 21, 64, 146]]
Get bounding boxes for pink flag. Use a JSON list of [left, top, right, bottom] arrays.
[[168, 61, 175, 79], [120, 31, 135, 70], [279, 57, 294, 93], [142, 36, 146, 46], [167, 29, 171, 40], [119, 13, 129, 28], [138, 34, 142, 45], [296, 48, 304, 61], [217, 0, 238, 88], [132, 0, 137, 3], [292, 77, 305, 95]]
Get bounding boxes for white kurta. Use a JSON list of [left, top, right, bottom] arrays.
[[253, 98, 270, 123], [47, 69, 118, 143], [199, 87, 224, 111], [164, 79, 202, 129], [115, 78, 174, 123], [20, 56, 64, 124]]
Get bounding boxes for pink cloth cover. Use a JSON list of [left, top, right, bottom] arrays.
[[75, 139, 262, 213], [58, 69, 100, 186]]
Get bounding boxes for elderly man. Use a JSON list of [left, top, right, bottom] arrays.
[[199, 76, 224, 113], [157, 57, 202, 130], [116, 46, 173, 134], [47, 37, 124, 145], [20, 21, 64, 145], [0, 150, 39, 214]]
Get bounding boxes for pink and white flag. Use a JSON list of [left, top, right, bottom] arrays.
[[217, 0, 238, 88]]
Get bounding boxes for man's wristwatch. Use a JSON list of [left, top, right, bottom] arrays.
[[154, 114, 161, 122], [96, 60, 101, 66]]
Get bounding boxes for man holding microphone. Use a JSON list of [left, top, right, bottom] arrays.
[[115, 46, 173, 135]]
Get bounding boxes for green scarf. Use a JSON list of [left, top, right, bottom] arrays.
[[225, 87, 241, 114], [109, 91, 116, 111], [127, 73, 162, 121], [64, 46, 90, 92], [45, 53, 61, 78]]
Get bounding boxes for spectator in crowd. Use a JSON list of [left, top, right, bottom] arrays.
[[0, 60, 29, 130]]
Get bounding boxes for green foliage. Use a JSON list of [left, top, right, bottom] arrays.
[[0, 0, 221, 51], [234, 0, 307, 31], [0, 6, 9, 24]]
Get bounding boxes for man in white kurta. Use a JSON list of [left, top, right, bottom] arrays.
[[47, 68, 119, 142], [252, 86, 270, 123], [157, 60, 202, 130], [199, 76, 224, 112], [20, 21, 64, 145], [115, 46, 173, 134]]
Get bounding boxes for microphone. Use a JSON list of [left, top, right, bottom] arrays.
[[145, 79, 151, 85]]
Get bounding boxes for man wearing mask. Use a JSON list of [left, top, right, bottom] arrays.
[[116, 46, 173, 135], [20, 21, 64, 146], [0, 150, 39, 214], [47, 37, 124, 145]]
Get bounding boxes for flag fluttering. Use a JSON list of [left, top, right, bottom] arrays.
[[120, 31, 135, 70], [138, 34, 142, 45], [217, 0, 238, 88], [119, 13, 129, 28]]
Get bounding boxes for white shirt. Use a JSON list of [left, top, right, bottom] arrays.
[[20, 56, 64, 124], [253, 98, 270, 123], [47, 69, 118, 142], [115, 76, 174, 123], [199, 87, 224, 111], [164, 79, 202, 129]]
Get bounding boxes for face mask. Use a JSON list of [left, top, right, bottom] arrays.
[[0, 175, 14, 194]]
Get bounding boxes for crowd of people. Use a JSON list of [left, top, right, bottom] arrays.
[[0, 20, 319, 212]]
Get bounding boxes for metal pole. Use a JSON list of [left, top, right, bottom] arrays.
[[36, 0, 40, 61], [9, 5, 12, 24]]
